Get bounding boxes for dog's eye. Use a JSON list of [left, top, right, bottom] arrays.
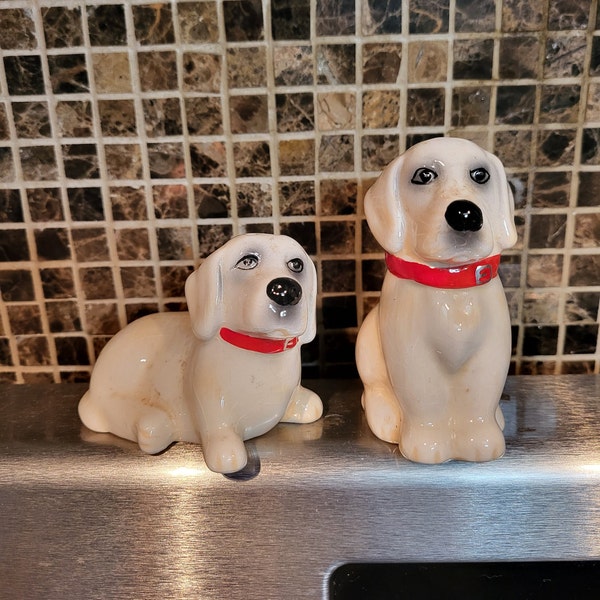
[[411, 167, 438, 185], [235, 254, 259, 270], [470, 168, 490, 184], [287, 258, 304, 273]]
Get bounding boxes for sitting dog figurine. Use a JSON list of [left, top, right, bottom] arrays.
[[79, 233, 322, 474], [356, 137, 517, 463]]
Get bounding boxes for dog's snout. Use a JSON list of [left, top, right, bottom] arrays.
[[445, 200, 483, 232], [267, 278, 302, 306]]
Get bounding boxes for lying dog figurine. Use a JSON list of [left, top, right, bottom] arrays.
[[79, 233, 322, 474], [356, 137, 517, 463]]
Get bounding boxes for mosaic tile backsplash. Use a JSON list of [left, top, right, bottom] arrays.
[[1, 0, 600, 383]]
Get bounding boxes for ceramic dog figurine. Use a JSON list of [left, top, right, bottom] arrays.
[[79, 233, 322, 474], [356, 137, 517, 463]]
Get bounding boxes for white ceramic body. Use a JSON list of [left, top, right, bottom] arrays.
[[79, 234, 322, 474], [356, 137, 517, 463]]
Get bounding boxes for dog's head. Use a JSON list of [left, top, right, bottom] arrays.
[[185, 234, 317, 343], [364, 137, 517, 266]]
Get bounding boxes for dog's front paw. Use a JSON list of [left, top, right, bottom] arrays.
[[453, 422, 505, 462], [203, 430, 248, 474], [136, 408, 174, 454], [399, 424, 452, 464], [282, 386, 323, 423], [362, 388, 402, 444]]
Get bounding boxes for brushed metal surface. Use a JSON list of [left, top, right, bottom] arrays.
[[1, 376, 600, 599]]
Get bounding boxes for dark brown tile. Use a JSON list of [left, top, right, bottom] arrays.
[[362, 90, 400, 128], [319, 135, 354, 172], [316, 45, 355, 84], [4, 55, 44, 95], [502, 0, 545, 32], [362, 0, 401, 35], [361, 134, 400, 171], [0, 9, 37, 49], [452, 86, 491, 126], [153, 184, 189, 219], [156, 227, 193, 261], [18, 337, 52, 366], [79, 266, 116, 300], [56, 101, 93, 138], [191, 142, 228, 177], [573, 214, 600, 248], [279, 181, 316, 216], [409, 0, 449, 33], [178, 2, 219, 43], [274, 46, 313, 86], [455, 0, 495, 32], [536, 129, 576, 167], [321, 259, 355, 292], [272, 0, 310, 40], [320, 221, 355, 254], [279, 139, 315, 176], [62, 144, 99, 179], [42, 6, 83, 48], [185, 97, 223, 135], [120, 266, 157, 298], [569, 255, 600, 286], [67, 187, 104, 221], [548, 0, 591, 30], [544, 35, 586, 78], [84, 303, 120, 335], [529, 214, 567, 248], [182, 52, 221, 92], [197, 224, 233, 258], [72, 227, 110, 262], [143, 98, 183, 137], [236, 183, 272, 218], [48, 54, 89, 94], [7, 304, 42, 335], [0, 189, 23, 222], [362, 43, 402, 84], [35, 228, 70, 261], [138, 51, 178, 91], [496, 85, 536, 125], [526, 254, 563, 287], [0, 270, 35, 301], [320, 179, 356, 216], [229, 95, 268, 134], [453, 39, 494, 79], [532, 172, 571, 208], [407, 88, 445, 126], [12, 102, 51, 138], [98, 99, 137, 137], [110, 187, 148, 221], [224, 0, 264, 41], [133, 3, 175, 45], [87, 4, 126, 46], [227, 47, 267, 88], [540, 85, 581, 123], [316, 0, 355, 36], [40, 268, 75, 299], [280, 221, 316, 254], [105, 144, 143, 180], [0, 230, 29, 261], [194, 184, 231, 219], [115, 228, 151, 261], [148, 142, 185, 179], [499, 36, 541, 79], [20, 146, 57, 181], [46, 300, 81, 332]]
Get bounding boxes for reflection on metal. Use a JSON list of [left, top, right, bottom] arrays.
[[1, 376, 600, 599]]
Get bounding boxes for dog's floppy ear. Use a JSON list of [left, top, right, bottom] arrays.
[[363, 155, 405, 254], [299, 256, 318, 345], [488, 151, 518, 250], [185, 250, 224, 340]]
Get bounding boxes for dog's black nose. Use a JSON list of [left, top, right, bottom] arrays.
[[445, 200, 483, 232], [267, 278, 302, 306]]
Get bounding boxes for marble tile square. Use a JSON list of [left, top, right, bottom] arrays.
[[178, 1, 219, 43], [12, 102, 51, 139], [407, 88, 445, 126], [280, 222, 316, 255], [276, 93, 314, 133], [105, 144, 143, 180], [185, 97, 223, 135], [0, 8, 36, 50], [143, 97, 183, 137], [536, 129, 576, 167], [361, 134, 400, 171], [236, 182, 272, 218], [502, 0, 545, 32], [197, 224, 233, 258], [0, 189, 23, 223], [87, 4, 127, 46], [138, 51, 178, 91], [194, 183, 230, 219], [409, 0, 449, 34], [548, 0, 591, 30], [279, 181, 315, 216], [529, 214, 567, 248], [92, 53, 132, 93], [319, 134, 354, 172], [182, 52, 221, 93], [499, 255, 522, 287], [121, 266, 157, 299], [532, 172, 571, 207], [577, 172, 600, 206], [84, 303, 120, 335], [569, 255, 600, 286], [80, 267, 116, 300], [361, 0, 401, 35], [55, 336, 90, 365], [317, 92, 355, 131], [110, 187, 148, 221], [322, 259, 355, 293], [35, 228, 70, 261], [0, 339, 12, 367], [499, 36, 541, 79], [157, 227, 193, 261], [42, 6, 83, 48], [320, 179, 356, 216], [272, 0, 310, 40], [153, 184, 189, 219], [40, 268, 75, 300], [56, 100, 93, 138], [18, 337, 52, 367], [133, 3, 175, 45], [362, 258, 386, 291], [67, 187, 104, 221], [523, 325, 559, 355], [98, 99, 137, 137], [316, 0, 355, 36], [115, 228, 151, 261], [407, 41, 448, 83], [223, 0, 264, 41], [0, 230, 29, 261], [362, 90, 400, 128], [0, 270, 34, 301], [48, 54, 89, 94], [279, 139, 314, 175], [322, 296, 357, 329], [565, 292, 600, 323], [148, 142, 185, 179], [20, 146, 58, 181], [229, 95, 268, 134], [63, 144, 100, 179], [0, 148, 15, 183], [72, 227, 110, 262], [7, 305, 42, 335], [455, 0, 495, 32], [47, 300, 81, 332], [191, 142, 228, 177], [160, 265, 192, 298], [496, 85, 536, 125], [227, 47, 267, 88], [453, 39, 493, 80], [581, 128, 600, 165], [573, 214, 600, 248], [274, 46, 313, 86], [4, 56, 45, 95], [526, 254, 564, 287], [320, 221, 355, 254], [494, 130, 532, 168], [540, 85, 581, 124], [362, 43, 402, 84], [451, 86, 491, 126], [316, 45, 355, 84], [544, 35, 586, 78], [564, 324, 598, 355]]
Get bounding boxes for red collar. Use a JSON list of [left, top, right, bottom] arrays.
[[219, 327, 299, 354], [385, 253, 501, 289]]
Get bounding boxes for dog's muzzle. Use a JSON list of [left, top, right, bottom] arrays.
[[445, 200, 483, 232], [267, 278, 302, 306]]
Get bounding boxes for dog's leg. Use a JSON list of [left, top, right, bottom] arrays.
[[136, 407, 175, 454], [78, 390, 109, 433], [202, 428, 248, 474], [281, 385, 323, 423], [356, 306, 402, 444]]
